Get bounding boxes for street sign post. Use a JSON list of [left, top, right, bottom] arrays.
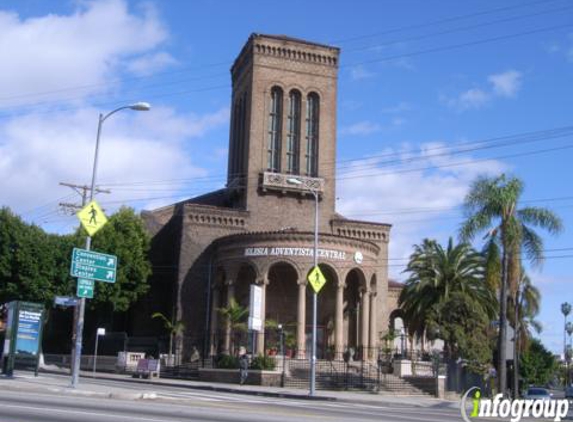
[[76, 279, 95, 299], [70, 248, 117, 283]]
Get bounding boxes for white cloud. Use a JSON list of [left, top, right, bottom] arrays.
[[336, 144, 506, 278], [126, 52, 177, 76], [340, 121, 382, 136], [488, 70, 522, 98], [442, 69, 523, 112], [350, 65, 375, 81], [0, 105, 228, 223], [442, 88, 490, 111], [0, 0, 170, 108]]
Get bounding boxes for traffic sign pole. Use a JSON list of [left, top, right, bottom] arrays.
[[71, 111, 104, 389], [311, 189, 318, 397], [70, 103, 149, 389]]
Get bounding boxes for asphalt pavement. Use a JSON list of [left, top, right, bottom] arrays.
[[0, 371, 465, 422]]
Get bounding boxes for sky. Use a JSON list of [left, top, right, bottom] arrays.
[[0, 0, 571, 354]]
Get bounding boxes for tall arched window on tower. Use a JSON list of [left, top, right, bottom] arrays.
[[286, 90, 301, 174], [305, 92, 319, 177], [267, 86, 283, 172]]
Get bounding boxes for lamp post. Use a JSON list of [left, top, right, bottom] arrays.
[[567, 322, 573, 386], [71, 102, 150, 388], [562, 302, 572, 387], [287, 177, 318, 397]]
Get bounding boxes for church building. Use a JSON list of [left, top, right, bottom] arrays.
[[143, 34, 394, 360]]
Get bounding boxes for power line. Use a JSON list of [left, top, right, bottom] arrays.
[[330, 0, 562, 44], [342, 22, 573, 69], [343, 3, 573, 55], [0, 17, 569, 117], [96, 125, 573, 188], [1, 0, 559, 106]]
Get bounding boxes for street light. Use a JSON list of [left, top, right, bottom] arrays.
[[562, 303, 572, 387], [287, 177, 318, 397], [567, 322, 573, 386], [71, 102, 150, 388]]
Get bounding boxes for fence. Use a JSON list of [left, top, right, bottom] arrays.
[[41, 332, 447, 395]]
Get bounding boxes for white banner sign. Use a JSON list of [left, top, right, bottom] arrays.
[[248, 285, 263, 332]]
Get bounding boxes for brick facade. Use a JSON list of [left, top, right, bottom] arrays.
[[142, 34, 394, 361]]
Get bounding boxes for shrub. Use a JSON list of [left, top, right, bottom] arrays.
[[250, 354, 276, 371], [216, 354, 239, 369]]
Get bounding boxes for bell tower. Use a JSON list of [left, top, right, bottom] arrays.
[[227, 34, 340, 232]]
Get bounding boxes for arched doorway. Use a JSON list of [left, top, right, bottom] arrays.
[[343, 268, 367, 359], [314, 264, 338, 359], [266, 261, 299, 356]]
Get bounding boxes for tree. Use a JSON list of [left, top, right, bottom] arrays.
[[520, 338, 556, 387], [399, 237, 497, 344], [86, 207, 152, 313], [0, 208, 73, 306], [217, 298, 248, 354], [427, 292, 494, 375], [151, 312, 185, 364], [511, 272, 542, 396], [460, 174, 562, 395]]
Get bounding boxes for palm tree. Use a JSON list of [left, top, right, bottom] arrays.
[[399, 237, 497, 355], [460, 174, 562, 396], [151, 312, 185, 365], [217, 298, 248, 355], [511, 272, 542, 396]]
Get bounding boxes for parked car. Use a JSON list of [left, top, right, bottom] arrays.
[[565, 386, 573, 399], [524, 387, 552, 400]]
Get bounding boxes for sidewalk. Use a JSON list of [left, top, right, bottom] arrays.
[[1, 369, 459, 410]]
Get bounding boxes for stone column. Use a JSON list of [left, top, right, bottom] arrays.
[[209, 287, 220, 356], [256, 280, 267, 354], [223, 282, 235, 354], [297, 281, 307, 358], [368, 291, 377, 360], [360, 289, 370, 359], [335, 282, 344, 359]]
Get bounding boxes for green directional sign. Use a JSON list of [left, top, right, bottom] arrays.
[[70, 248, 117, 283], [76, 278, 94, 299]]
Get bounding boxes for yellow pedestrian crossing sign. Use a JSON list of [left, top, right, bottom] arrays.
[[77, 200, 108, 236], [308, 266, 327, 294]]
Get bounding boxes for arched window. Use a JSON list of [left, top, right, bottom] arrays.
[[286, 90, 301, 174], [267, 87, 283, 172], [305, 92, 319, 177]]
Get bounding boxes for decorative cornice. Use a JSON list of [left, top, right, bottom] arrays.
[[254, 42, 338, 68], [331, 218, 391, 243], [183, 204, 250, 229]]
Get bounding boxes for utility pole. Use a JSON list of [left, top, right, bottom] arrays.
[[59, 182, 110, 375], [59, 182, 111, 213]]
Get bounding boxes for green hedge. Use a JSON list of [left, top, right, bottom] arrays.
[[216, 354, 239, 369], [250, 355, 276, 371]]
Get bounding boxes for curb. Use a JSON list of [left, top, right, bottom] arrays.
[[82, 372, 337, 401]]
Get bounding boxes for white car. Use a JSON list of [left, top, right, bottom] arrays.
[[524, 387, 552, 400]]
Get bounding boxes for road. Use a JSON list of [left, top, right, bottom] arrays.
[[0, 387, 463, 422]]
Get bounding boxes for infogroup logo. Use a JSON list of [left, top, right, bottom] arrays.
[[460, 387, 569, 422]]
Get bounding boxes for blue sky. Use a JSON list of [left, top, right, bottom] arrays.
[[0, 0, 571, 354]]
